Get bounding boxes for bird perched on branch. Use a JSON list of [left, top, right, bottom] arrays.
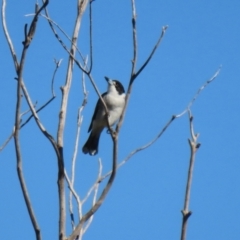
[[82, 76, 125, 156]]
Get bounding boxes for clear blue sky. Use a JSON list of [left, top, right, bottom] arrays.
[[1, 0, 240, 239]]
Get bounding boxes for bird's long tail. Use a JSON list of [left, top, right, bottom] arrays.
[[82, 131, 101, 156]]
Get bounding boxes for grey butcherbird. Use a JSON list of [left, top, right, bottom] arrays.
[[82, 76, 125, 156]]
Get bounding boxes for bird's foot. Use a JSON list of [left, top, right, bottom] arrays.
[[107, 127, 114, 134]]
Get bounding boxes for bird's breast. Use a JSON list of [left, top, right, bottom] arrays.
[[104, 93, 125, 125]]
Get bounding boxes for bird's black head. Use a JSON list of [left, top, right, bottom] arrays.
[[105, 76, 125, 95], [112, 80, 125, 95]]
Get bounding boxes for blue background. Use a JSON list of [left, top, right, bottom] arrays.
[[0, 0, 240, 239]]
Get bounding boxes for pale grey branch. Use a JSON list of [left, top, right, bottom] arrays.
[[180, 110, 200, 240]]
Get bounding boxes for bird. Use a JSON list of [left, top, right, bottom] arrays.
[[82, 76, 125, 156]]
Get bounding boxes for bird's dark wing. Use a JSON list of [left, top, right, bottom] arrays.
[[88, 92, 107, 132]]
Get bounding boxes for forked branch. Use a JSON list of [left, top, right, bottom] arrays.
[[98, 67, 220, 182], [2, 1, 49, 240], [67, 137, 118, 240], [180, 110, 200, 240], [68, 1, 167, 238], [0, 59, 60, 152], [116, 0, 168, 133]]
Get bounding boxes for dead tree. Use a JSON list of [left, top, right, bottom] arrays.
[[1, 0, 220, 239]]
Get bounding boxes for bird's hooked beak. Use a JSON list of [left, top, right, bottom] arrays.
[[104, 76, 113, 85]]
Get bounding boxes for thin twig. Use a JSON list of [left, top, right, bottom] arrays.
[[65, 170, 82, 222], [4, 1, 49, 239], [81, 158, 102, 206], [99, 67, 221, 181], [0, 78, 56, 153], [178, 66, 222, 117], [18, 3, 47, 240], [21, 58, 61, 128], [88, 0, 93, 73], [130, 0, 137, 78], [82, 159, 103, 236], [0, 128, 14, 152], [68, 134, 118, 240], [55, 1, 89, 238], [115, 0, 138, 134], [1, 0, 56, 153], [41, 0, 89, 71], [19, 33, 60, 240], [116, 0, 168, 134], [41, 1, 112, 134], [180, 110, 200, 240], [24, 3, 38, 47], [20, 96, 55, 128], [0, 101, 35, 152], [68, 2, 166, 238], [68, 112, 84, 229], [133, 25, 168, 82], [35, 13, 87, 66], [1, 87, 56, 151], [120, 67, 221, 163], [20, 102, 37, 118], [52, 59, 62, 96], [41, 3, 115, 239], [0, 95, 55, 152], [1, 0, 19, 70], [100, 115, 175, 181], [68, 58, 88, 230]]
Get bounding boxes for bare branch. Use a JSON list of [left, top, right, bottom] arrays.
[[20, 57, 61, 128], [178, 66, 222, 117], [54, 1, 90, 238], [24, 4, 39, 47], [40, 4, 115, 238], [68, 108, 84, 229], [68, 3, 167, 237], [1, 1, 58, 155], [41, 1, 113, 136], [100, 66, 221, 181], [0, 96, 53, 151], [52, 59, 62, 96], [180, 110, 200, 240], [134, 26, 168, 81], [116, 0, 168, 134], [0, 58, 60, 152], [1, 0, 19, 70], [41, 0, 90, 72], [20, 102, 37, 118], [0, 128, 14, 152], [188, 66, 221, 109], [16, 149, 41, 240], [65, 170, 82, 225], [19, 84, 59, 161], [115, 0, 138, 134], [121, 67, 221, 162], [4, 1, 50, 239], [82, 159, 103, 235], [130, 0, 137, 78], [56, 0, 89, 146], [68, 59, 88, 230], [28, 2, 47, 40], [36, 13, 87, 67], [68, 137, 118, 240], [20, 96, 55, 128], [19, 81, 58, 152], [88, 0, 93, 73], [81, 158, 102, 206], [40, 12, 78, 56], [67, 177, 76, 230], [14, 73, 42, 240]]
